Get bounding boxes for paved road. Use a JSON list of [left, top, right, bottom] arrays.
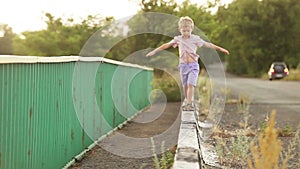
[[226, 76, 300, 105], [207, 63, 300, 113]]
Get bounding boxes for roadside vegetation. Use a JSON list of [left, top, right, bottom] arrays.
[[284, 64, 300, 81], [213, 106, 300, 169], [151, 70, 181, 102], [198, 76, 300, 169], [151, 138, 175, 169]]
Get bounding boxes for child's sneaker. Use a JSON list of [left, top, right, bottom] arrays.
[[181, 98, 188, 107], [182, 103, 195, 111]]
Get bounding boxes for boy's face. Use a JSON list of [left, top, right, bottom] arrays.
[[179, 25, 193, 38]]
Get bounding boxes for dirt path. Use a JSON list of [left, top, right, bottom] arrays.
[[68, 96, 299, 169], [68, 102, 181, 169]]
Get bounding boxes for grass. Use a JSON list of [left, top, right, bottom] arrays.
[[213, 100, 300, 169], [150, 138, 175, 169], [197, 75, 211, 112], [284, 69, 300, 81], [214, 95, 253, 168], [281, 124, 300, 169], [215, 130, 251, 167]]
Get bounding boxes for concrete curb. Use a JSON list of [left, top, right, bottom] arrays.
[[198, 121, 221, 168], [173, 110, 201, 169], [173, 109, 222, 169]]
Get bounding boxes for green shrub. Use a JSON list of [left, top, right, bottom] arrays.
[[151, 71, 181, 102], [197, 76, 211, 110]]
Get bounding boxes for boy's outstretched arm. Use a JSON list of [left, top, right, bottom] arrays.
[[146, 43, 172, 57], [204, 42, 230, 55]]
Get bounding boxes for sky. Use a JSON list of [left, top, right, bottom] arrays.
[[0, 0, 232, 34]]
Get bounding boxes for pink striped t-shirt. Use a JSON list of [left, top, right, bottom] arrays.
[[168, 34, 207, 64]]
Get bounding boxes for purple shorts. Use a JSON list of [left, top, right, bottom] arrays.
[[178, 62, 200, 87]]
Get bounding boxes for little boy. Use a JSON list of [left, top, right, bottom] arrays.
[[146, 16, 229, 111]]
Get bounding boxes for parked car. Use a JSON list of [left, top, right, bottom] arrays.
[[268, 62, 289, 80]]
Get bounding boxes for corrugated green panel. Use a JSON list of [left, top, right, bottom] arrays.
[[98, 63, 153, 128], [100, 63, 116, 129], [0, 59, 153, 169], [108, 64, 130, 126], [129, 67, 151, 111], [0, 63, 88, 169]]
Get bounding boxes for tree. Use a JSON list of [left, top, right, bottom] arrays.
[[0, 24, 14, 55], [104, 0, 179, 64], [13, 13, 114, 56], [217, 0, 300, 76], [118, 0, 223, 67]]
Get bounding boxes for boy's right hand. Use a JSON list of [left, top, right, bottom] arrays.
[[146, 51, 155, 57]]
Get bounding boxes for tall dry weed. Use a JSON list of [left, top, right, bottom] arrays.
[[247, 110, 286, 169]]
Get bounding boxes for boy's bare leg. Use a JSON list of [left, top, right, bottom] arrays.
[[187, 84, 194, 104], [184, 85, 188, 102]]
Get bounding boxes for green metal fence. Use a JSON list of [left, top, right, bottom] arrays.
[[0, 56, 153, 169]]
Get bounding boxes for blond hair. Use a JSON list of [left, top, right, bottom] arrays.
[[178, 16, 194, 29]]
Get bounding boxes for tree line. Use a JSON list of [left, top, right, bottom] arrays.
[[0, 0, 299, 77]]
